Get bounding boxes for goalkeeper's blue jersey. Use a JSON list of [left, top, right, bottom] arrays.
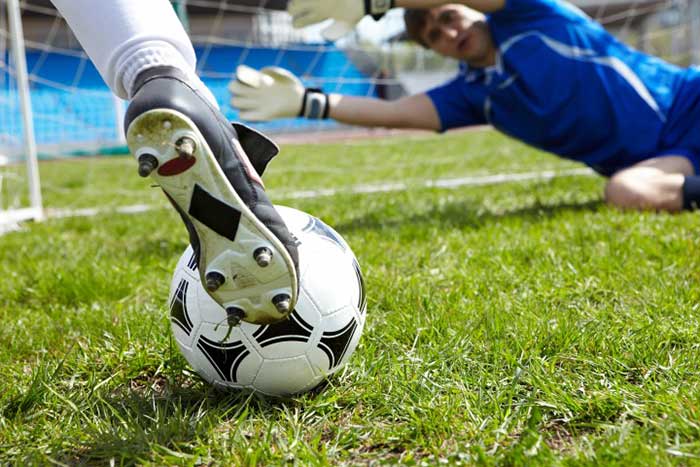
[[427, 0, 700, 175]]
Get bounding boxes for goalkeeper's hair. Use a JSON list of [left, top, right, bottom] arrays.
[[404, 8, 430, 48]]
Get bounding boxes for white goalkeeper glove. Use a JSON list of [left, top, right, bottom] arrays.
[[288, 0, 394, 41], [228, 65, 330, 122]]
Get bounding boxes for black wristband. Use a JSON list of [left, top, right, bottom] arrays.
[[364, 0, 394, 21], [299, 88, 330, 119], [682, 175, 700, 210]]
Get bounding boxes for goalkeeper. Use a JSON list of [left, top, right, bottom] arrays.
[[230, 0, 700, 213]]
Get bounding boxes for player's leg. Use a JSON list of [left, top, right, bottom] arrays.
[[604, 155, 696, 211], [50, 0, 203, 100], [50, 0, 299, 324]]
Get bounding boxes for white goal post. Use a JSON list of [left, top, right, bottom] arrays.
[[0, 0, 43, 230]]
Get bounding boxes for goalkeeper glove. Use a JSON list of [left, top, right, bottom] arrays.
[[288, 0, 394, 41], [229, 65, 329, 122]]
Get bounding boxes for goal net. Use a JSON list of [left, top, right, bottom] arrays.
[[1, 0, 698, 226]]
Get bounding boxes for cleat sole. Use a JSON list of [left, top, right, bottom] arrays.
[[126, 109, 298, 324]]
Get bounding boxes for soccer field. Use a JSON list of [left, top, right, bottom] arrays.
[[2, 128, 700, 465]]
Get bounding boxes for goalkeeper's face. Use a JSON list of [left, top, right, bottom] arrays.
[[420, 5, 494, 66]]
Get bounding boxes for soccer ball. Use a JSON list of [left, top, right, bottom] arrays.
[[168, 205, 366, 396]]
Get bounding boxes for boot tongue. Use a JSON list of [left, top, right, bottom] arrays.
[[231, 123, 280, 177]]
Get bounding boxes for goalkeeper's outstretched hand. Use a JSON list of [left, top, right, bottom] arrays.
[[229, 65, 304, 121], [229, 65, 329, 121], [288, 0, 393, 41]]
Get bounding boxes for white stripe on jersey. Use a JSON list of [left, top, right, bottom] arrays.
[[499, 31, 666, 122]]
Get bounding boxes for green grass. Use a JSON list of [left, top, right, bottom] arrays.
[[2, 129, 700, 465]]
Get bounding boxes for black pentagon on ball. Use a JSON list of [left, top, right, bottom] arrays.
[[352, 258, 367, 315], [196, 335, 250, 383], [252, 310, 313, 347], [317, 318, 358, 369], [170, 278, 193, 335], [187, 251, 198, 271]]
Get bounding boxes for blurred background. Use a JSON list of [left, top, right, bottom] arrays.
[[2, 0, 699, 156], [1, 0, 699, 224]]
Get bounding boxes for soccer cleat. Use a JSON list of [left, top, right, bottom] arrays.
[[205, 271, 226, 292], [273, 293, 292, 315], [254, 247, 273, 267], [226, 307, 246, 327], [175, 136, 196, 158], [124, 66, 299, 325], [137, 153, 159, 177]]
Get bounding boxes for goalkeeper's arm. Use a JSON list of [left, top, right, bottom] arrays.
[[288, 0, 505, 41], [229, 65, 440, 130], [325, 93, 440, 130]]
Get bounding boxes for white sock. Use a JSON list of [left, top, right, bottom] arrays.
[[51, 0, 219, 108], [118, 40, 219, 108]]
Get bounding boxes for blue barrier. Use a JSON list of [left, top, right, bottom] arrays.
[[1, 44, 374, 154]]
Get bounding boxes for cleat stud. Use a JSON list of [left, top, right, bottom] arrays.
[[254, 247, 273, 267], [225, 307, 245, 327], [175, 136, 196, 159], [272, 294, 291, 314], [137, 153, 159, 177], [205, 271, 225, 292]]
